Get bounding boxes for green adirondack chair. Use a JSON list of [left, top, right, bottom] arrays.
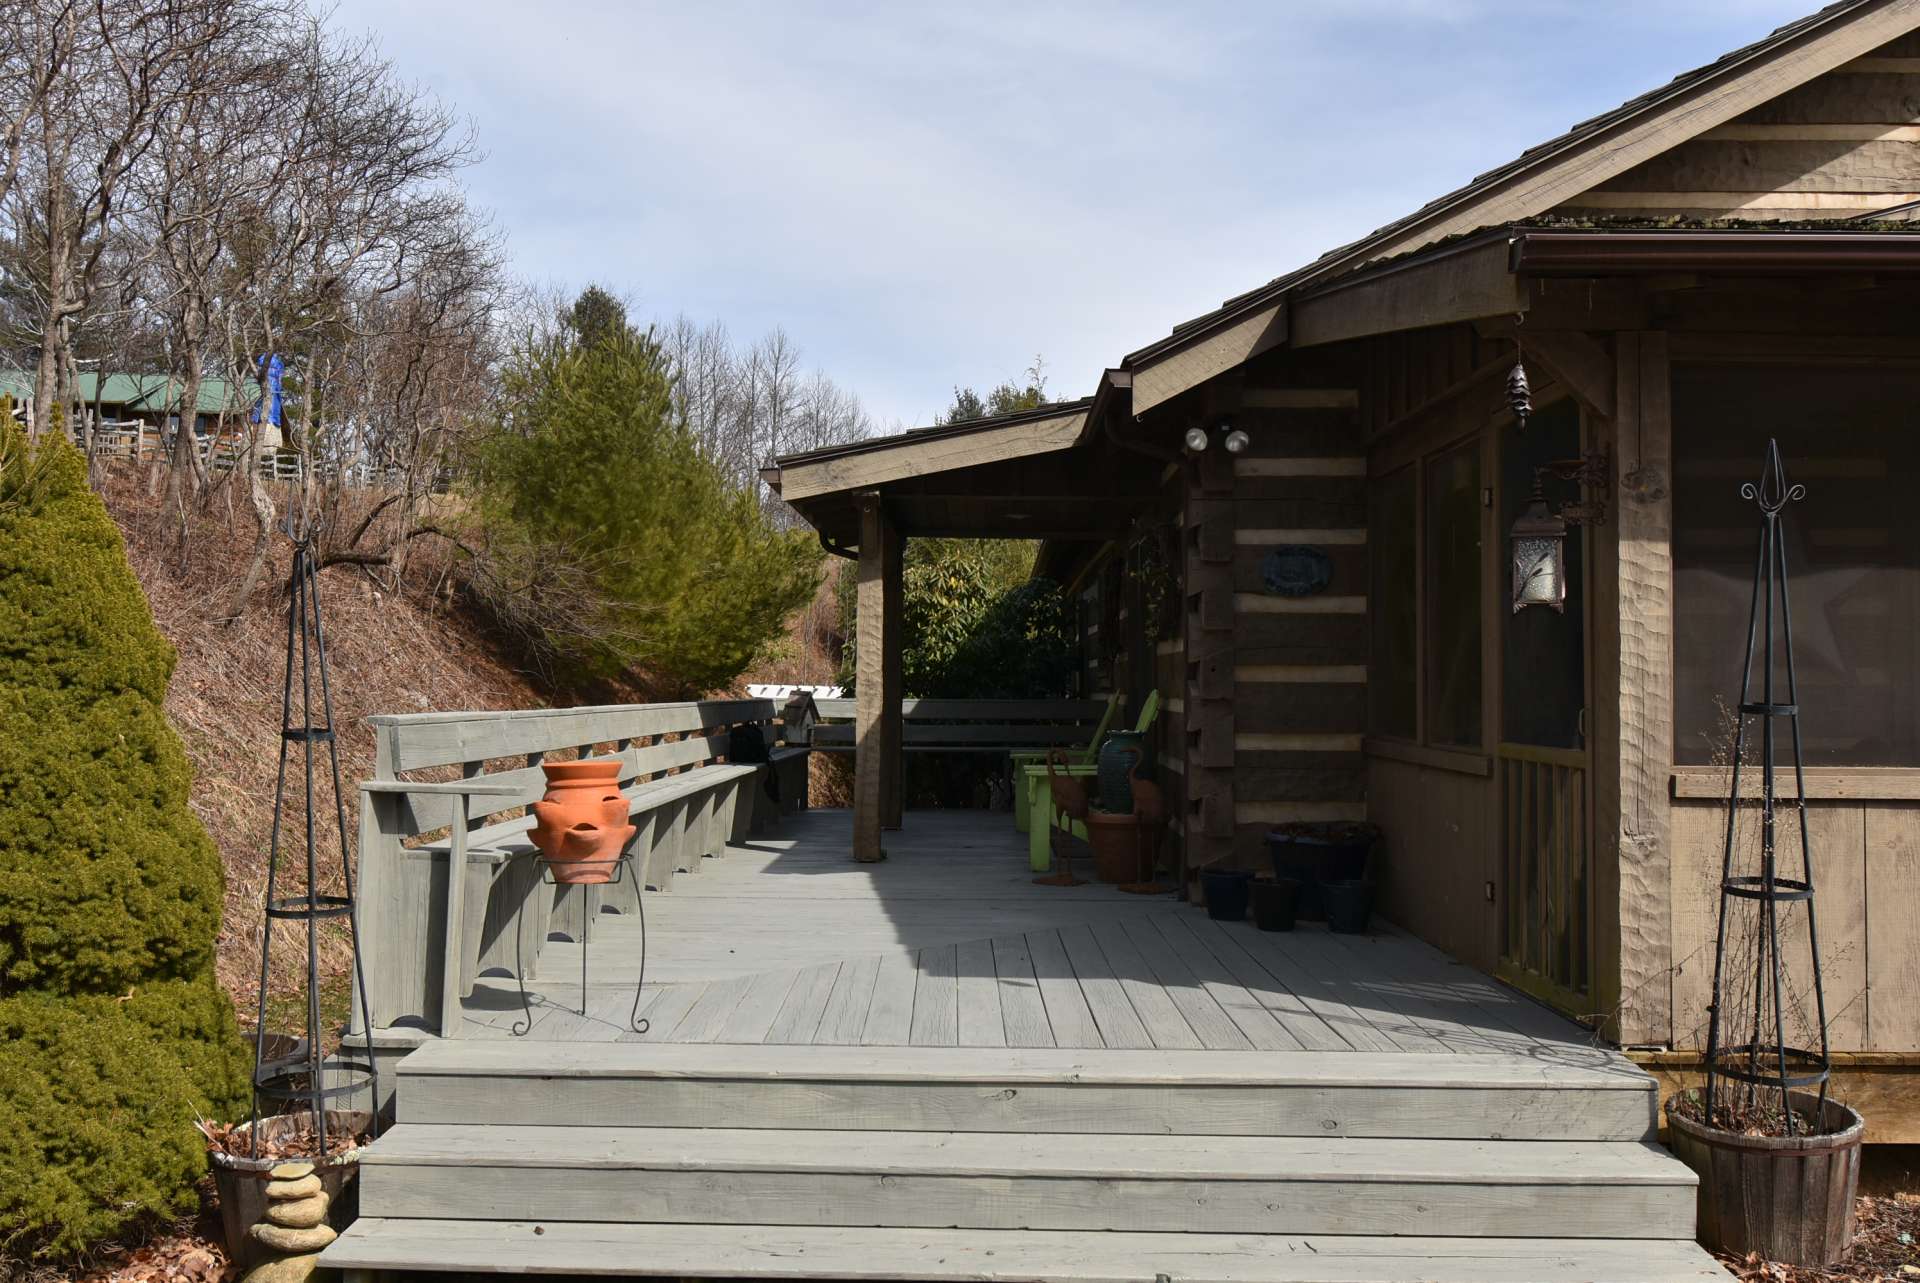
[[1010, 692, 1121, 833], [1019, 690, 1162, 871]]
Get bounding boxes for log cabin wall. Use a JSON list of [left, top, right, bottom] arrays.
[[1226, 377, 1371, 872], [1555, 30, 1920, 223]]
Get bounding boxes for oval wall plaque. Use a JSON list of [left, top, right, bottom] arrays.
[[1262, 545, 1333, 597]]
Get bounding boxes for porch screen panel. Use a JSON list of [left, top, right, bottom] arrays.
[[1424, 439, 1482, 749], [1370, 463, 1418, 739], [1673, 363, 1920, 766]]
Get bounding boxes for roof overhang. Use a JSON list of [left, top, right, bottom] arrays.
[[769, 389, 1165, 549], [774, 401, 1093, 504]]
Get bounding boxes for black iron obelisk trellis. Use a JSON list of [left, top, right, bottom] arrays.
[[1702, 439, 1832, 1135], [249, 516, 380, 1154]]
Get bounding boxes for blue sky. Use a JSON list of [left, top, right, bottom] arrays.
[[333, 1, 1818, 429]]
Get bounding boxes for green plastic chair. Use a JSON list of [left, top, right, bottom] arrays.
[[1011, 693, 1120, 833], [1015, 691, 1161, 855]]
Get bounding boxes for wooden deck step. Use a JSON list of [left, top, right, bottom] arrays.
[[323, 1220, 1728, 1282], [356, 1124, 1697, 1238], [395, 1040, 1657, 1140]]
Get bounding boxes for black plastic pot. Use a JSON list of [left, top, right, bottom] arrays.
[[1200, 869, 1254, 921], [1266, 822, 1380, 919], [1323, 880, 1375, 934], [1249, 878, 1300, 932]]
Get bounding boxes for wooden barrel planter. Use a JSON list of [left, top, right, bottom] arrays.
[[1664, 1090, 1863, 1267]]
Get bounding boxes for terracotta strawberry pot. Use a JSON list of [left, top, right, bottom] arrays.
[[531, 759, 634, 884]]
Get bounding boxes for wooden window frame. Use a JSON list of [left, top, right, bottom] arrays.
[[1367, 416, 1488, 757]]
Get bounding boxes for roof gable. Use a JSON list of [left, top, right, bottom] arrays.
[[1556, 29, 1920, 221], [1124, 0, 1920, 411]]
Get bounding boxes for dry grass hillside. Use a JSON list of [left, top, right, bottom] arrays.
[[102, 474, 545, 1021], [103, 474, 848, 1024]]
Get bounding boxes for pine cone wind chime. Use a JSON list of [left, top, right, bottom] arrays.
[[1506, 356, 1532, 430]]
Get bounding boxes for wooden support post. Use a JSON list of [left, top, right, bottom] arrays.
[[883, 522, 905, 830], [853, 492, 894, 861], [438, 792, 469, 1038], [1592, 331, 1675, 1047], [1183, 440, 1237, 887]]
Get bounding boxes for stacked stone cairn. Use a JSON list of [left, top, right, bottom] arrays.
[[244, 1160, 334, 1282]]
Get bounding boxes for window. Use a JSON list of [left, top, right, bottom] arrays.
[[1424, 440, 1483, 749], [1370, 465, 1418, 739], [1673, 364, 1920, 766]]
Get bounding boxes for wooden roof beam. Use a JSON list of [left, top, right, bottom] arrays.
[[778, 407, 1091, 503], [1289, 234, 1527, 349]]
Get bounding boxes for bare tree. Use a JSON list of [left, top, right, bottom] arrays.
[[13, 0, 245, 435]]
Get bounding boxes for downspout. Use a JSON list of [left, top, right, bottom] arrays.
[[820, 530, 857, 560]]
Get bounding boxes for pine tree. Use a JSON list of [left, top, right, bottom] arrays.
[[475, 302, 822, 692]]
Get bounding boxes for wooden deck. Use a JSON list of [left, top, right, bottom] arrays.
[[336, 808, 1722, 1282], [459, 808, 1597, 1057]]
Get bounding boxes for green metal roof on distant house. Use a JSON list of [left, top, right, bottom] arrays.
[[0, 370, 251, 416]]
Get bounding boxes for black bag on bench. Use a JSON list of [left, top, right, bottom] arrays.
[[729, 722, 779, 804]]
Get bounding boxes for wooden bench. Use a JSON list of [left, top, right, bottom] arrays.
[[356, 699, 811, 1038], [802, 698, 1109, 755]]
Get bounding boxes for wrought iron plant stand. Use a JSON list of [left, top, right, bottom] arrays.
[[1700, 439, 1832, 1132], [247, 515, 380, 1154]]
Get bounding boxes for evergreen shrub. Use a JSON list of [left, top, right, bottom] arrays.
[[0, 418, 245, 1261]]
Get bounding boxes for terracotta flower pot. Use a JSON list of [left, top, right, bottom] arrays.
[[1085, 809, 1140, 884], [531, 759, 633, 884]]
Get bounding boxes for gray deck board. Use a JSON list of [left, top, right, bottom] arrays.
[[990, 933, 1053, 1048], [953, 937, 1006, 1047], [1100, 917, 1244, 1050], [812, 954, 881, 1045], [908, 944, 959, 1046], [764, 960, 841, 1045], [862, 950, 919, 1046], [1056, 923, 1154, 1049], [1023, 927, 1104, 1048], [1140, 916, 1303, 1052], [718, 967, 801, 1043], [1085, 918, 1207, 1049]]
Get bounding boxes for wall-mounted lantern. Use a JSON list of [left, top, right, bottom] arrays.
[[1509, 452, 1611, 614], [1510, 480, 1568, 613]]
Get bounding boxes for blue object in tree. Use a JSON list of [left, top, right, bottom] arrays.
[[251, 353, 284, 428]]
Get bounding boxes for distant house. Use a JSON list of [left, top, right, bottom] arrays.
[[0, 369, 275, 449]]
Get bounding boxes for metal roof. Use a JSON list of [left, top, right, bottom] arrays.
[[0, 370, 248, 416]]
